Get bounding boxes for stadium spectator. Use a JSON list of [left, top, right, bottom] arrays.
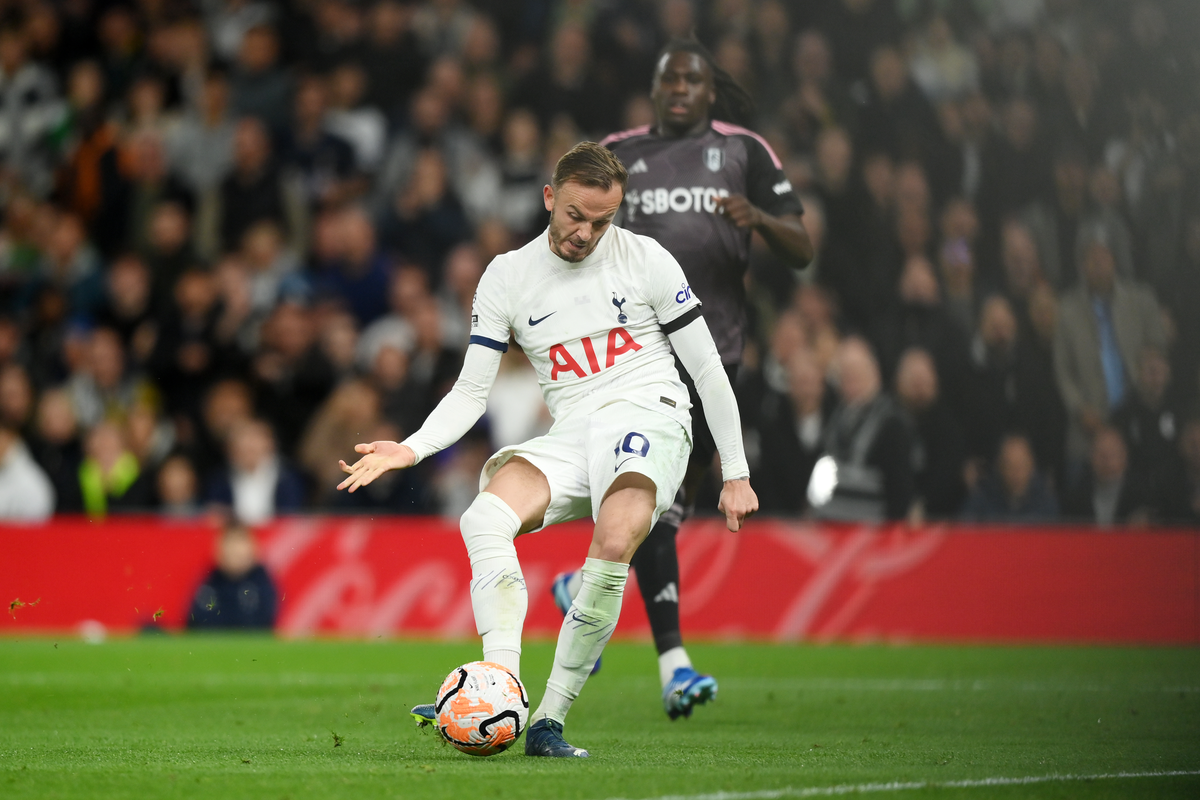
[[0, 421, 55, 521], [78, 419, 153, 517], [281, 74, 357, 209], [895, 347, 967, 520], [378, 146, 471, 272], [1160, 417, 1200, 525], [211, 116, 305, 256], [66, 326, 154, 428], [1054, 233, 1167, 465], [1062, 427, 1154, 526], [155, 452, 201, 517], [361, 0, 428, 124], [168, 67, 236, 195], [961, 433, 1059, 523], [188, 523, 279, 629], [229, 25, 292, 135], [299, 379, 384, 505], [0, 23, 63, 197], [28, 388, 83, 512], [809, 337, 914, 522], [204, 417, 305, 524], [756, 348, 832, 516], [0, 361, 34, 434], [251, 301, 335, 455], [1111, 348, 1182, 484], [313, 206, 391, 327]]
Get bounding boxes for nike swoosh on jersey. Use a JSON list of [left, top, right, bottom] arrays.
[[528, 312, 556, 326]]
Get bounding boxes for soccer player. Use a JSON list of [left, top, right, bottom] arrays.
[[337, 142, 757, 757], [553, 39, 812, 719]]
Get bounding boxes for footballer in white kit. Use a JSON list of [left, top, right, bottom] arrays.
[[469, 213, 707, 529], [338, 142, 756, 758]]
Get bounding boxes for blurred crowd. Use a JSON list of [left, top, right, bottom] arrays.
[[0, 0, 1197, 527]]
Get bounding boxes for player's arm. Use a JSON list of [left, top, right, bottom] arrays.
[[337, 343, 503, 492], [715, 133, 813, 268], [664, 312, 758, 531], [715, 200, 812, 267]]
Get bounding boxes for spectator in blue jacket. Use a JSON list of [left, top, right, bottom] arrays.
[[205, 417, 305, 523], [962, 433, 1059, 522]]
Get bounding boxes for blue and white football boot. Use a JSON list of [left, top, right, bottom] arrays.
[[410, 703, 436, 727], [662, 666, 718, 720], [550, 571, 601, 675], [525, 719, 589, 758]]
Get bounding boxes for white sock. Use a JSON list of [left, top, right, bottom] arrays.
[[658, 646, 692, 688], [461, 492, 526, 680], [484, 649, 522, 678], [531, 557, 628, 724]]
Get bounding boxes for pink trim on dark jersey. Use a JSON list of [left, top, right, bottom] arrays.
[[599, 125, 652, 147], [710, 120, 783, 169]]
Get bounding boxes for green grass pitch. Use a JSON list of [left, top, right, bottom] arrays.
[[1, 637, 1197, 799]]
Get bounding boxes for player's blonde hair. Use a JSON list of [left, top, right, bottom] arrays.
[[552, 141, 628, 193]]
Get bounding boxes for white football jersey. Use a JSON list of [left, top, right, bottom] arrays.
[[470, 225, 702, 431]]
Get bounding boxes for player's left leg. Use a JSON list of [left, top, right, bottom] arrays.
[[527, 472, 657, 757]]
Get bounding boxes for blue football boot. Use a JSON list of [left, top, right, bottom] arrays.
[[550, 571, 601, 675], [525, 719, 589, 758], [410, 703, 436, 727], [662, 667, 718, 720]]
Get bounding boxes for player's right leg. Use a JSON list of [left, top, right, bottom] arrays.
[[460, 457, 551, 678]]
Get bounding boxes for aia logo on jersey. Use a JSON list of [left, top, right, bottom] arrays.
[[548, 327, 642, 380], [704, 147, 725, 172]]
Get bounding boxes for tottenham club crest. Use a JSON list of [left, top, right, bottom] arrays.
[[704, 146, 725, 172], [612, 293, 628, 323]]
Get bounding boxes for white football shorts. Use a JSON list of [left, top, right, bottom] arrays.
[[479, 400, 691, 532]]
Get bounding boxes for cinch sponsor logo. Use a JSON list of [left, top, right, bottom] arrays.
[[627, 187, 730, 216], [548, 327, 642, 380], [773, 179, 792, 195]]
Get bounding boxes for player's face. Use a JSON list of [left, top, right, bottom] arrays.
[[543, 180, 623, 262], [651, 51, 715, 136]]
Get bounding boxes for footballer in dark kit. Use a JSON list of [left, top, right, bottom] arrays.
[[553, 38, 812, 719]]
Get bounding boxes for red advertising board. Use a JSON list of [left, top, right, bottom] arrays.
[[1, 517, 1197, 643]]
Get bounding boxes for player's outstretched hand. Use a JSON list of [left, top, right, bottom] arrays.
[[714, 194, 763, 229], [337, 441, 416, 493], [717, 477, 758, 532]]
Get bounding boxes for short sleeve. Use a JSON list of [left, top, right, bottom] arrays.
[[468, 259, 512, 352], [742, 134, 805, 219], [643, 239, 703, 332]]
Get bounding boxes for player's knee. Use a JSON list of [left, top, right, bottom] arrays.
[[460, 492, 523, 565]]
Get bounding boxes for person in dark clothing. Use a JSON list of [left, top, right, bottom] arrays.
[[1111, 347, 1183, 485], [1159, 417, 1200, 525], [188, 524, 278, 630], [809, 336, 914, 522], [1062, 427, 1154, 525], [218, 117, 295, 254], [557, 37, 812, 717], [204, 417, 306, 524], [756, 349, 834, 515], [961, 433, 1059, 523], [894, 347, 967, 520]]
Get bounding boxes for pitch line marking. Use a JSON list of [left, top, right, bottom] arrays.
[[609, 770, 1200, 800]]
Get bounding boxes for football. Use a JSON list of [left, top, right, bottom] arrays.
[[434, 661, 529, 756]]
